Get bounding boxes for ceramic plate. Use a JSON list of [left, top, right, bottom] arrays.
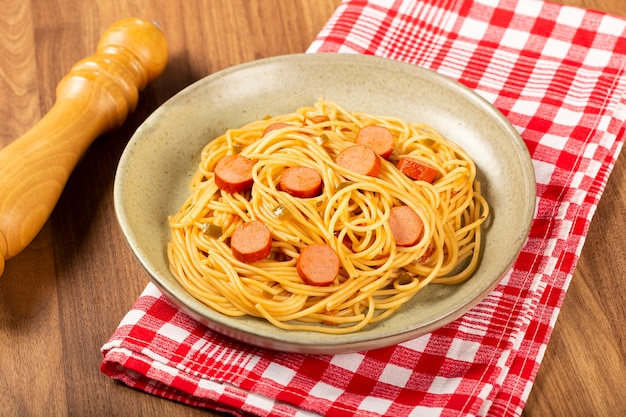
[[114, 53, 535, 354]]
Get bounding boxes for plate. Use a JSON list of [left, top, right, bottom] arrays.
[[114, 53, 535, 354]]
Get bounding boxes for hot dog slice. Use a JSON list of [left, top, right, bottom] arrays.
[[388, 205, 424, 247], [263, 122, 292, 136], [214, 154, 255, 193], [336, 144, 381, 177], [231, 220, 272, 263], [396, 157, 437, 183], [308, 115, 330, 124], [355, 125, 395, 159], [279, 166, 323, 198], [296, 243, 340, 286]]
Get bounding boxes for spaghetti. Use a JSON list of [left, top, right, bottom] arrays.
[[167, 99, 489, 334]]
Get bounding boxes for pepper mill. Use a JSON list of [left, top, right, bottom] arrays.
[[0, 18, 169, 276]]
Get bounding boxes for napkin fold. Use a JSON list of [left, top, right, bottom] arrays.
[[101, 0, 626, 416]]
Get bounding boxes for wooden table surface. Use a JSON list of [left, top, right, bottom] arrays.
[[1, 1, 624, 416]]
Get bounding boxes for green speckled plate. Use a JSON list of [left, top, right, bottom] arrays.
[[114, 53, 535, 354]]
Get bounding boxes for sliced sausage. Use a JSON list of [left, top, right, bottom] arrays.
[[279, 166, 323, 198], [263, 122, 292, 136], [230, 220, 272, 263], [214, 154, 255, 193], [355, 125, 395, 159], [296, 243, 340, 286], [308, 115, 330, 124], [396, 157, 437, 183], [335, 231, 353, 252], [336, 144, 381, 177], [388, 205, 424, 247]]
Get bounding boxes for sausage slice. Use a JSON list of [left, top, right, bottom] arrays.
[[279, 166, 323, 198], [336, 144, 381, 177], [214, 154, 255, 193], [296, 244, 340, 286], [396, 157, 437, 183], [308, 115, 330, 124], [355, 125, 395, 159], [388, 206, 424, 247], [230, 220, 272, 263], [263, 122, 292, 136]]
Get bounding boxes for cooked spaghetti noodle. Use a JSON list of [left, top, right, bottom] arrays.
[[167, 99, 489, 334]]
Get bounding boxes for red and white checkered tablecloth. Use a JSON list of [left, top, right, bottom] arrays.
[[101, 0, 626, 416]]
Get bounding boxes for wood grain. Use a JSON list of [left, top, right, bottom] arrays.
[[0, 1, 624, 416]]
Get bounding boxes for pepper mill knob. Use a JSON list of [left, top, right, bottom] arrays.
[[0, 18, 168, 277]]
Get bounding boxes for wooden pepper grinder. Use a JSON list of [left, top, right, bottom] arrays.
[[0, 18, 168, 276]]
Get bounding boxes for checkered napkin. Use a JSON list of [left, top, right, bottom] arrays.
[[101, 0, 626, 415]]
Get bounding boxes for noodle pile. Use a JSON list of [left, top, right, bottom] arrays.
[[167, 99, 489, 334]]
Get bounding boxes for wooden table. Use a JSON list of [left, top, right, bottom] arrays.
[[1, 1, 624, 416]]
